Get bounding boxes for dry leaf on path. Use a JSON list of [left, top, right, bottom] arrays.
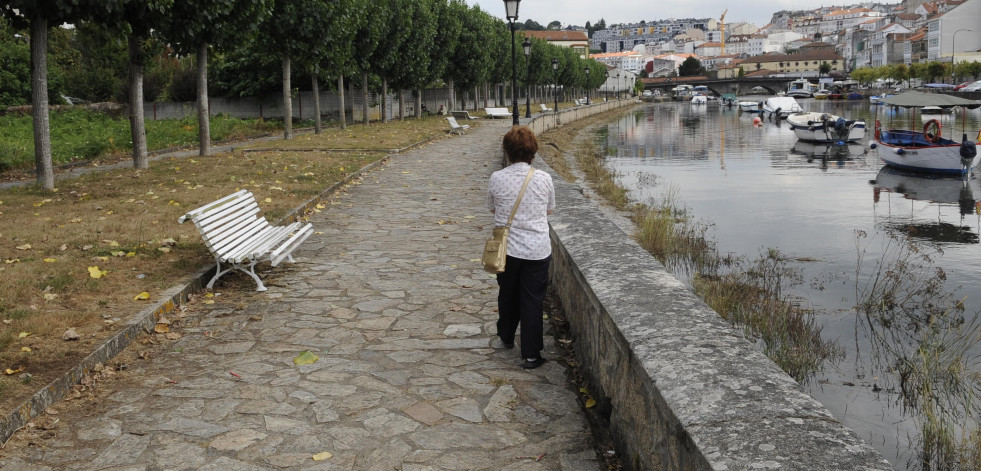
[[134, 292, 151, 301], [88, 266, 108, 278], [293, 351, 319, 366], [312, 452, 333, 461]]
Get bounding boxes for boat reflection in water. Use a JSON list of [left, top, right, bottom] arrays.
[[871, 166, 981, 244], [790, 140, 867, 170]]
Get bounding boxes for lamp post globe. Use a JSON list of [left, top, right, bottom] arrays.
[[504, 0, 521, 125], [552, 58, 559, 114], [523, 37, 532, 118], [585, 66, 590, 104]]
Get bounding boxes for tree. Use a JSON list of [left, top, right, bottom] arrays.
[[521, 19, 544, 30], [423, 0, 464, 114], [678, 56, 704, 77], [384, 0, 436, 120], [445, 5, 494, 110], [257, 0, 334, 139], [1, 0, 124, 190], [160, 0, 271, 156], [547, 21, 561, 30], [737, 66, 745, 78], [819, 61, 831, 77]]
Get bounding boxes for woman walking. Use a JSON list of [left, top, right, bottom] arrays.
[[486, 126, 555, 369]]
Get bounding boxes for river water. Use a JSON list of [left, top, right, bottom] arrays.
[[600, 98, 981, 470]]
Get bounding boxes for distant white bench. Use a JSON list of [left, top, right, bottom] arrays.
[[484, 107, 511, 119], [446, 116, 470, 134], [540, 104, 552, 112], [573, 99, 582, 106], [178, 190, 314, 292], [451, 110, 477, 120]]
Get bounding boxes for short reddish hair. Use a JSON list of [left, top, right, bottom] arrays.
[[502, 125, 539, 164]]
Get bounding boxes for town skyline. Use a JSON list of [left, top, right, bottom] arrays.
[[470, 0, 904, 32]]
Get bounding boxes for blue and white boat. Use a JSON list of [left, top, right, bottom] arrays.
[[871, 91, 980, 174], [786, 112, 866, 143]]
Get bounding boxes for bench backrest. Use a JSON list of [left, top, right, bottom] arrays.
[[178, 190, 271, 259], [485, 107, 508, 114], [540, 104, 549, 111], [447, 116, 462, 128], [451, 110, 472, 120]]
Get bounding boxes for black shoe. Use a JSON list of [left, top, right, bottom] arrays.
[[522, 357, 547, 369]]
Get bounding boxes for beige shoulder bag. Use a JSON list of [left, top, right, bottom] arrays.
[[482, 168, 536, 274]]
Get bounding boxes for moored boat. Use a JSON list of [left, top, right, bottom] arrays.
[[691, 94, 708, 105], [786, 112, 866, 143], [761, 96, 803, 119], [786, 78, 814, 98], [870, 91, 981, 174], [739, 101, 762, 113], [813, 89, 830, 100]]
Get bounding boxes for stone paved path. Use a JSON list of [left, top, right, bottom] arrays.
[[0, 120, 603, 470]]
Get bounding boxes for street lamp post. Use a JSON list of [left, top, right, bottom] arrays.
[[523, 37, 531, 118], [504, 0, 521, 125], [585, 66, 590, 104], [952, 28, 972, 82], [552, 58, 559, 114], [615, 72, 620, 99]]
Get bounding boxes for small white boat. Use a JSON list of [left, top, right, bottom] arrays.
[[786, 78, 814, 98], [813, 89, 830, 100], [869, 94, 893, 104], [762, 96, 803, 119], [919, 106, 956, 124], [739, 101, 761, 113], [871, 91, 981, 175], [691, 94, 708, 105], [786, 112, 866, 143]]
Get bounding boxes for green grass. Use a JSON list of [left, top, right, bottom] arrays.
[[0, 109, 279, 171]]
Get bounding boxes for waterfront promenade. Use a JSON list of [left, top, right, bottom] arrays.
[[0, 119, 604, 470]]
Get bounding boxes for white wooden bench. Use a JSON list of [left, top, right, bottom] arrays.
[[451, 110, 477, 120], [484, 107, 511, 119], [178, 190, 314, 292], [540, 104, 552, 112], [446, 116, 470, 134]]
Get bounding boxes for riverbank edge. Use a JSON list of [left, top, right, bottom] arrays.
[[531, 103, 894, 470]]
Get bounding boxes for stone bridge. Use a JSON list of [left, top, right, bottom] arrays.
[[641, 76, 806, 96]]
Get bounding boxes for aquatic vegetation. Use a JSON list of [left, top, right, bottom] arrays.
[[854, 230, 981, 470]]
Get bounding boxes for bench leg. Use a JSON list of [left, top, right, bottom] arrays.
[[208, 258, 267, 292], [238, 260, 268, 292]]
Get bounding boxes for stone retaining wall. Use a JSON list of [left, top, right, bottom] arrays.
[[529, 102, 894, 470]]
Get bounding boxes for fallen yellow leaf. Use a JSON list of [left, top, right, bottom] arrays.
[[21, 347, 30, 352], [43, 293, 58, 301], [134, 292, 151, 300], [312, 452, 333, 461], [264, 198, 272, 203], [293, 351, 319, 366], [5, 259, 19, 264], [15, 244, 31, 250], [43, 258, 57, 263], [154, 323, 169, 333], [18, 332, 30, 338], [88, 266, 108, 279], [585, 398, 596, 408], [4, 367, 23, 375]]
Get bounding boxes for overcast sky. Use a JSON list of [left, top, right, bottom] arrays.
[[468, 1, 901, 31]]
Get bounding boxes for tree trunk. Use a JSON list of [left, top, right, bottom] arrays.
[[415, 90, 422, 119], [196, 43, 211, 157], [128, 35, 148, 169], [282, 53, 292, 140], [30, 16, 53, 190], [338, 75, 346, 130], [361, 72, 369, 125], [448, 78, 455, 111], [474, 86, 479, 111], [348, 76, 355, 123], [381, 78, 388, 122], [397, 90, 404, 121], [312, 69, 322, 134], [484, 83, 489, 108]]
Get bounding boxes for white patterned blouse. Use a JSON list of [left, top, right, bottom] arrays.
[[486, 162, 555, 261]]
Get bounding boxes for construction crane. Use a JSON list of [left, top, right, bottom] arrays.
[[720, 9, 727, 55]]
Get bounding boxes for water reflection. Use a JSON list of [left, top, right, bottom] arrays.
[[871, 167, 981, 244], [790, 141, 868, 171]]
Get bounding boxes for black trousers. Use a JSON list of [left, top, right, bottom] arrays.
[[496, 254, 551, 359]]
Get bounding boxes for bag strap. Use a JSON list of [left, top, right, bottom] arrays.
[[505, 168, 536, 228]]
